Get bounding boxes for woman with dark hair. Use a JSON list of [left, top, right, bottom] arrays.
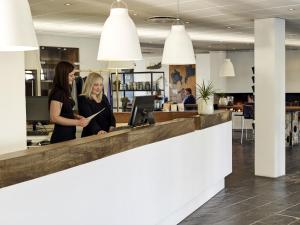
[[49, 61, 88, 144]]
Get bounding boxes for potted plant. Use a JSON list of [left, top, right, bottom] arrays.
[[197, 81, 215, 114]]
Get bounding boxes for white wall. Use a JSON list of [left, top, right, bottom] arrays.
[[222, 50, 300, 93], [286, 50, 300, 93], [226, 51, 254, 93], [195, 54, 210, 85], [0, 53, 27, 155], [209, 51, 227, 92]]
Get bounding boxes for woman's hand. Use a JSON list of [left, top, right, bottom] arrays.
[[74, 114, 84, 119], [97, 130, 107, 135], [77, 118, 89, 127]]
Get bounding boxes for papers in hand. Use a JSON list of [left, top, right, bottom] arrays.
[[87, 108, 105, 122]]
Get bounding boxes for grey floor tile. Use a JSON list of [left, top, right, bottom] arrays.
[[179, 132, 300, 225]]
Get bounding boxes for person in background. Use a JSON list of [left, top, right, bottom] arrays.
[[78, 72, 116, 137], [49, 61, 89, 144], [247, 94, 254, 103], [183, 88, 196, 104]]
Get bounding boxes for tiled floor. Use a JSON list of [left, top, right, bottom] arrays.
[[179, 131, 300, 225]]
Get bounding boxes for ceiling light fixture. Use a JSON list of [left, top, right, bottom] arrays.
[[162, 0, 195, 65], [97, 0, 142, 61], [227, 26, 232, 29], [0, 0, 38, 51], [288, 8, 295, 11], [64, 3, 72, 6], [219, 59, 235, 77]]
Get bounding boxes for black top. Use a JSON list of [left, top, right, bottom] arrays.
[[78, 95, 116, 137], [49, 89, 76, 144], [183, 95, 196, 104]]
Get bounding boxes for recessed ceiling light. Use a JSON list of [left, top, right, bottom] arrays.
[[64, 3, 72, 6], [227, 26, 232, 29], [289, 8, 295, 11], [185, 21, 190, 24]]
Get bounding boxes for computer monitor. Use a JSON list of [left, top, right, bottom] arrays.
[[26, 96, 50, 130], [128, 96, 155, 127]]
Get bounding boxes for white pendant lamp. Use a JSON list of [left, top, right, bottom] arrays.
[[0, 0, 38, 51], [162, 0, 195, 65], [97, 0, 142, 61], [219, 59, 236, 77]]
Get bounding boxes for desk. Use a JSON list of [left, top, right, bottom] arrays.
[[0, 111, 232, 225]]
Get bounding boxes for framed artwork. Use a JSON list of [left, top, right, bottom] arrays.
[[169, 64, 196, 103]]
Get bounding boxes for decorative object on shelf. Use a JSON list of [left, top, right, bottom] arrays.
[[162, 0, 195, 65], [105, 61, 135, 112], [121, 96, 129, 112], [113, 80, 121, 91], [110, 71, 166, 111], [145, 81, 151, 90], [218, 93, 228, 106], [178, 103, 184, 112], [171, 104, 178, 112], [0, 0, 38, 51], [147, 62, 162, 70], [219, 59, 235, 77], [227, 96, 234, 106], [197, 81, 215, 114], [97, 0, 142, 61]]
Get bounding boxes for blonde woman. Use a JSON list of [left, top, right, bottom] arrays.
[[78, 73, 116, 137]]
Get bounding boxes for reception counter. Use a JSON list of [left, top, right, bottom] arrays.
[[0, 111, 232, 225]]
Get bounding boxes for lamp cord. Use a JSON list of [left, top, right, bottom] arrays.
[[177, 0, 180, 20]]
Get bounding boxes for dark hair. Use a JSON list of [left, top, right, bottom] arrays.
[[48, 61, 74, 105], [185, 88, 192, 95]]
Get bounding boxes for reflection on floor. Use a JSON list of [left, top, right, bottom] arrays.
[[179, 131, 300, 225]]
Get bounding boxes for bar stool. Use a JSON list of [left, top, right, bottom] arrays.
[[241, 104, 255, 144]]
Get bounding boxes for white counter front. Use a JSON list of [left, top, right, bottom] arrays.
[[0, 121, 232, 225]]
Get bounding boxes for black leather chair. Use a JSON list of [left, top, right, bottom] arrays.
[[241, 104, 255, 144]]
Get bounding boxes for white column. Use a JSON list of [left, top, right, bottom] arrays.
[[255, 18, 285, 177], [0, 52, 27, 155]]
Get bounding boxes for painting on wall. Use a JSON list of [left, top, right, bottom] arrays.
[[169, 64, 196, 103]]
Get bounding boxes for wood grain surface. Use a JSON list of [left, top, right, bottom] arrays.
[[0, 111, 230, 189]]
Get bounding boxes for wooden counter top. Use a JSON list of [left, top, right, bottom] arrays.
[[0, 111, 231, 189]]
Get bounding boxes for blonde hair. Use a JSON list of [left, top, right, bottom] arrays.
[[81, 72, 104, 102]]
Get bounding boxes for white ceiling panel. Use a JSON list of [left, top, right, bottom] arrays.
[[28, 0, 300, 51]]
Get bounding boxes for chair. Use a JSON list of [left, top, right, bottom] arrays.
[[241, 104, 255, 144]]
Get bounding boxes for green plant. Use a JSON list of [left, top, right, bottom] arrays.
[[218, 92, 226, 98], [197, 81, 216, 103]]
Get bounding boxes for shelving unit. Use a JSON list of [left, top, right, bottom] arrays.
[[109, 71, 165, 111], [40, 46, 79, 96]]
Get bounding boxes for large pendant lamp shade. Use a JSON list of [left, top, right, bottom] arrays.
[[0, 0, 38, 51], [162, 24, 195, 65], [219, 59, 236, 77], [97, 0, 142, 61]]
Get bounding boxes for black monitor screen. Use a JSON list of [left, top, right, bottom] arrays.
[[26, 96, 50, 122], [128, 96, 155, 127]]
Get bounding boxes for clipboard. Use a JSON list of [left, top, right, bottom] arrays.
[[87, 108, 105, 121]]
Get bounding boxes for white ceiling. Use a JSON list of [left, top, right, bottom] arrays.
[[29, 0, 300, 54]]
